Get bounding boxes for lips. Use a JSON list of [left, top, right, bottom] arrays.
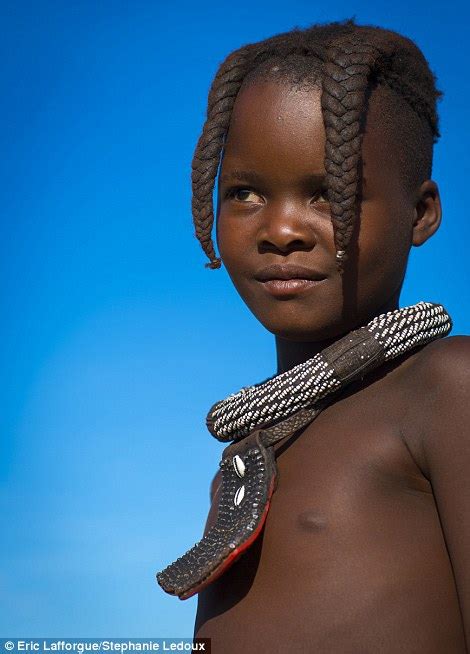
[[254, 264, 327, 298], [254, 263, 327, 282]]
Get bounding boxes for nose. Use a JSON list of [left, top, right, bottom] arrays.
[[257, 201, 317, 254]]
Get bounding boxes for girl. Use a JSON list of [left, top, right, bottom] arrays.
[[158, 18, 470, 652]]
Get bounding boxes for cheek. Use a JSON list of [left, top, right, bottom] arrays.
[[216, 215, 254, 269], [357, 201, 412, 283], [216, 220, 237, 268]]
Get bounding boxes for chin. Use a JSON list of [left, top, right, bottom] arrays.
[[257, 315, 346, 342]]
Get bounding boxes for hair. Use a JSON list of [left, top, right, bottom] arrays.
[[191, 17, 443, 271]]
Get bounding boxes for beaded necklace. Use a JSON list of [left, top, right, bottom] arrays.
[[157, 301, 452, 599]]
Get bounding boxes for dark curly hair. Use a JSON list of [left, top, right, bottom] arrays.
[[191, 17, 443, 271]]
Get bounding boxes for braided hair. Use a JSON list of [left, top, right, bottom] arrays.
[[191, 18, 443, 271]]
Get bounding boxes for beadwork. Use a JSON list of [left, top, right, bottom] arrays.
[[206, 301, 452, 442], [157, 301, 452, 600]]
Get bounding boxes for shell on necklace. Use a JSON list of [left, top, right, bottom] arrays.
[[232, 455, 245, 478], [234, 485, 245, 506]]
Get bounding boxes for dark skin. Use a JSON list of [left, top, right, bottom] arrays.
[[193, 80, 470, 652]]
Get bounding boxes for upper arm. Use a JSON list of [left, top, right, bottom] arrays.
[[419, 336, 470, 645]]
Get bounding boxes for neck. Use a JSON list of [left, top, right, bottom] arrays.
[[275, 335, 336, 373], [275, 298, 400, 374]]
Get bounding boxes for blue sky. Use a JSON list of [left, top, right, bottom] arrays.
[[1, 0, 468, 637]]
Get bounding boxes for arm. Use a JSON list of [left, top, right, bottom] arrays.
[[420, 336, 470, 649]]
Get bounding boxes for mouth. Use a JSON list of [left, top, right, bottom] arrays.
[[254, 264, 327, 298]]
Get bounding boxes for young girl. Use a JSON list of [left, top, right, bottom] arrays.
[[158, 18, 470, 652]]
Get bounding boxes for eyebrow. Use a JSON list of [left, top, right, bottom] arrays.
[[219, 169, 265, 185], [219, 169, 326, 185]]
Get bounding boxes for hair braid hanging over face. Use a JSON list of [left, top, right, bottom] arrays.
[[190, 19, 442, 271], [191, 35, 303, 269], [191, 46, 253, 269], [321, 37, 383, 269]]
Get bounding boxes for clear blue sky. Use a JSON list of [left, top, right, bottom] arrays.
[[1, 0, 468, 637]]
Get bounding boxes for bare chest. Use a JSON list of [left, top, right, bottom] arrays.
[[195, 390, 466, 652]]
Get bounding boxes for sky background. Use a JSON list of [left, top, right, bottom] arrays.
[[1, 0, 469, 638]]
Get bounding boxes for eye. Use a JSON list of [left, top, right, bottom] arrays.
[[310, 188, 330, 204], [226, 187, 264, 204]]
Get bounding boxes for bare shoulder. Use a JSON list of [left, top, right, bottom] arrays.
[[397, 335, 470, 474], [389, 336, 470, 478], [403, 335, 470, 389]]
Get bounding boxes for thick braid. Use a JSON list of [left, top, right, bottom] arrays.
[[191, 20, 442, 270], [191, 46, 254, 269], [191, 37, 299, 269], [321, 37, 383, 269]]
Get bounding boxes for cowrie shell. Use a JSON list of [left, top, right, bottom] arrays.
[[234, 485, 245, 506], [232, 455, 245, 478]]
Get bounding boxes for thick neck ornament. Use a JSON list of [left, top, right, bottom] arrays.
[[157, 301, 452, 600]]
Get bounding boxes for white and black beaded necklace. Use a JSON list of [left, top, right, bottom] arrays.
[[157, 301, 452, 600]]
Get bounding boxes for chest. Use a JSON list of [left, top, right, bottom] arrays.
[[266, 401, 432, 561], [195, 379, 465, 650], [277, 394, 428, 497]]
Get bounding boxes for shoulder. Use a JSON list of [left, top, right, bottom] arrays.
[[394, 336, 470, 477], [404, 335, 470, 391]]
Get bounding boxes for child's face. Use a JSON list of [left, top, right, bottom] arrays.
[[216, 81, 421, 341]]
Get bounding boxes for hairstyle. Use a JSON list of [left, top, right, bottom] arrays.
[[191, 17, 443, 271]]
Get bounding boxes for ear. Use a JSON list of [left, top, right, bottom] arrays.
[[412, 180, 442, 247]]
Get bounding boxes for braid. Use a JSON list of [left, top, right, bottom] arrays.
[[191, 18, 443, 270], [321, 38, 383, 269], [191, 35, 307, 269], [191, 46, 252, 269]]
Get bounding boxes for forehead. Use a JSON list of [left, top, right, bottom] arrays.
[[220, 80, 402, 194], [222, 82, 326, 179]]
